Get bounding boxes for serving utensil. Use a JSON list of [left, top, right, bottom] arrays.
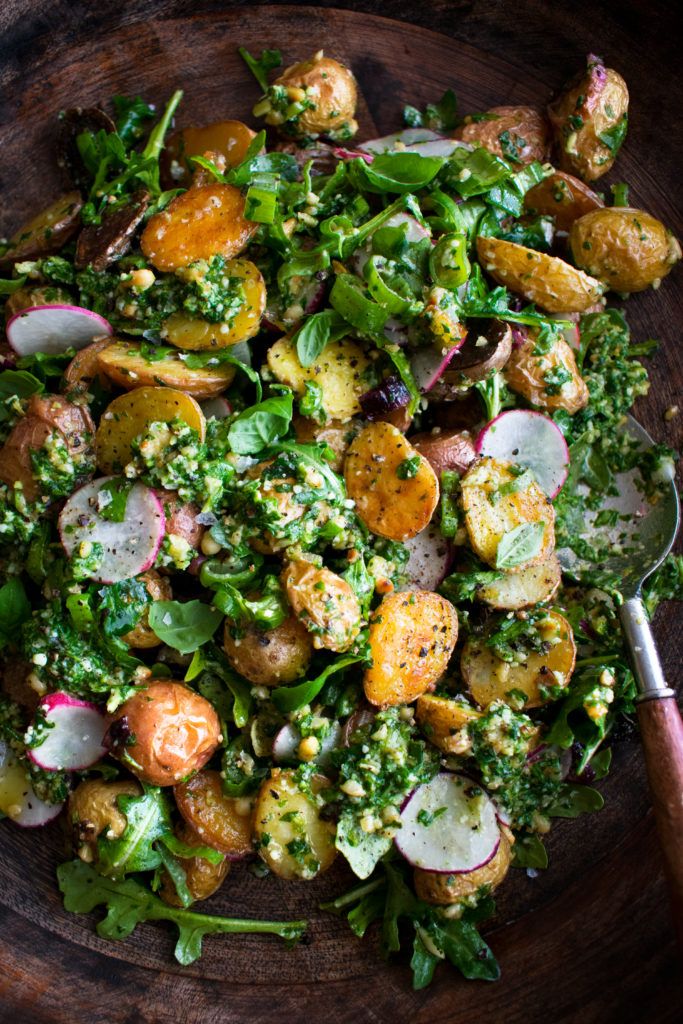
[[558, 413, 682, 944]]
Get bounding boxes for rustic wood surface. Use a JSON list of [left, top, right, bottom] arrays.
[[0, 3, 681, 1021]]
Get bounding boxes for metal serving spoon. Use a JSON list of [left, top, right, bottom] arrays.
[[558, 414, 683, 945]]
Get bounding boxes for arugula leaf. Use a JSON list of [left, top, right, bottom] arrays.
[[335, 812, 394, 880], [547, 783, 604, 818], [227, 393, 293, 455], [512, 832, 548, 869], [271, 653, 363, 713], [155, 844, 192, 908], [429, 916, 500, 981], [183, 351, 262, 401], [0, 275, 28, 295], [148, 599, 224, 654], [495, 522, 546, 570], [97, 788, 172, 877], [403, 89, 458, 132], [0, 578, 32, 649], [187, 645, 253, 728], [112, 95, 155, 147], [58, 859, 307, 965], [238, 46, 283, 92], [293, 309, 348, 367], [411, 930, 440, 989]]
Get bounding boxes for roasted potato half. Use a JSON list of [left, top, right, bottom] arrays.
[[504, 331, 588, 415], [69, 779, 141, 863], [524, 171, 604, 232], [414, 828, 513, 905], [161, 119, 257, 190], [455, 106, 550, 165], [415, 694, 480, 754], [569, 207, 681, 293], [62, 337, 115, 398], [223, 614, 313, 686], [476, 236, 603, 313], [282, 558, 361, 653], [174, 770, 254, 858], [162, 259, 266, 350], [96, 340, 235, 398], [344, 422, 440, 542], [461, 458, 555, 573], [478, 554, 562, 610], [0, 192, 82, 267], [364, 590, 458, 707], [267, 336, 370, 422], [121, 569, 172, 649], [159, 822, 230, 906], [253, 768, 337, 880], [461, 610, 576, 709]]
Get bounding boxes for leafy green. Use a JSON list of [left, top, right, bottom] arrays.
[[97, 788, 173, 878], [354, 152, 444, 194], [512, 833, 548, 869], [97, 478, 134, 523], [0, 578, 32, 650], [547, 783, 604, 818], [148, 599, 224, 654], [112, 95, 155, 147], [403, 89, 458, 132], [271, 654, 363, 713], [598, 114, 628, 155], [495, 522, 546, 570], [227, 393, 293, 455], [293, 309, 348, 367], [238, 46, 283, 93], [441, 568, 504, 602]]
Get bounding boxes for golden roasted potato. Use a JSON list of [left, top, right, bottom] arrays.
[[461, 458, 555, 573], [140, 184, 258, 272], [569, 207, 682, 293], [62, 337, 114, 397], [414, 829, 513, 905], [415, 694, 480, 754], [95, 386, 206, 474], [106, 680, 222, 786], [0, 192, 82, 266], [267, 336, 370, 422], [69, 779, 142, 863], [363, 591, 458, 707], [455, 106, 550, 165], [461, 610, 576, 709], [548, 57, 628, 181], [476, 236, 603, 313], [5, 285, 72, 318], [504, 330, 588, 414], [161, 120, 257, 189], [282, 558, 361, 652], [159, 821, 230, 906], [96, 339, 235, 398], [0, 394, 95, 501], [524, 170, 604, 232], [253, 768, 337, 880], [410, 430, 477, 479], [478, 553, 562, 610], [223, 614, 313, 686], [121, 569, 172, 649], [162, 259, 266, 350], [174, 769, 254, 858], [244, 459, 308, 555], [155, 489, 205, 551], [293, 415, 360, 472], [344, 422, 440, 541], [267, 51, 358, 140]]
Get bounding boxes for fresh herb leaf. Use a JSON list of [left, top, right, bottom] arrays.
[[238, 47, 283, 93], [495, 522, 546, 570], [227, 393, 293, 455], [148, 599, 224, 654], [271, 654, 363, 713], [0, 578, 32, 649], [97, 787, 173, 878], [293, 309, 348, 367]]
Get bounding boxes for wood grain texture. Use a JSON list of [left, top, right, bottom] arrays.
[[0, 3, 681, 1021]]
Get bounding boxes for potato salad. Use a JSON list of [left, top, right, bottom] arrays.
[[0, 47, 681, 985]]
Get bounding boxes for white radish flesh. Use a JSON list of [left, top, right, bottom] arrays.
[[0, 740, 64, 827], [6, 304, 113, 357], [476, 409, 570, 499], [27, 692, 108, 771], [58, 477, 165, 584], [359, 129, 452, 154], [401, 524, 452, 591], [411, 342, 467, 393], [396, 772, 500, 873]]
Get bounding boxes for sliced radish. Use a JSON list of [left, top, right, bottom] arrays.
[[396, 773, 500, 873], [359, 128, 448, 154], [27, 692, 107, 771], [272, 721, 342, 768], [201, 396, 232, 420], [410, 341, 467, 393], [476, 409, 570, 499], [549, 312, 581, 350], [409, 139, 462, 158], [58, 477, 165, 584], [6, 304, 113, 357], [0, 740, 64, 828], [401, 523, 453, 591]]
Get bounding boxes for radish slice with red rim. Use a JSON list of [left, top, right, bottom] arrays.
[[400, 523, 453, 591], [58, 477, 166, 584], [476, 409, 570, 499], [6, 304, 113, 357], [396, 772, 500, 873], [0, 740, 64, 827], [410, 341, 467, 393], [27, 692, 108, 771]]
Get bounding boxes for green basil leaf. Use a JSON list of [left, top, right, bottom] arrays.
[[0, 368, 44, 402], [495, 522, 546, 570], [148, 599, 223, 654], [293, 310, 347, 367], [0, 578, 32, 649], [227, 393, 293, 455], [356, 152, 444, 194], [271, 653, 363, 713]]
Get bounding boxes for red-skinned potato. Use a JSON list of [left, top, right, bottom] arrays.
[[105, 680, 222, 786], [223, 614, 313, 686], [5, 285, 72, 319], [282, 558, 361, 653], [62, 337, 114, 398], [175, 769, 254, 858], [411, 430, 476, 479], [121, 570, 172, 649], [1, 659, 39, 713], [159, 821, 230, 905], [155, 489, 205, 551], [505, 330, 588, 414], [524, 171, 604, 232], [455, 106, 550, 165]]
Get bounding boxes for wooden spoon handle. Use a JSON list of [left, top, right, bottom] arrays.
[[636, 696, 683, 949]]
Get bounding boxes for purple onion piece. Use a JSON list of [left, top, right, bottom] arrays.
[[332, 147, 374, 164], [360, 374, 411, 419], [511, 325, 529, 349]]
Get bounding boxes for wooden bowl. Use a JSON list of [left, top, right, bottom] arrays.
[[0, 5, 681, 1021]]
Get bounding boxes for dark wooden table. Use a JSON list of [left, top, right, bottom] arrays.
[[1, 3, 681, 1022]]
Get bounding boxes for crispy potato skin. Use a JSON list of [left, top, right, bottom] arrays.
[[364, 591, 458, 707], [161, 120, 257, 190], [63, 337, 114, 398], [524, 171, 604, 232], [455, 106, 550, 165], [106, 680, 221, 786], [121, 569, 172, 649], [344, 422, 440, 541], [163, 259, 266, 350], [432, 321, 513, 396], [505, 331, 588, 414], [462, 610, 576, 709], [478, 553, 562, 610], [174, 769, 254, 858], [476, 236, 603, 313], [223, 614, 313, 686], [282, 559, 361, 652], [270, 53, 358, 139], [69, 779, 142, 863], [414, 830, 513, 905], [569, 207, 682, 293], [96, 340, 235, 398], [415, 694, 480, 754], [140, 184, 258, 273], [461, 458, 556, 572], [253, 768, 337, 880], [548, 63, 628, 181], [1, 192, 83, 266], [95, 386, 205, 474], [411, 430, 476, 479], [159, 821, 230, 906], [267, 336, 370, 422], [0, 394, 95, 501], [154, 488, 205, 551], [293, 415, 360, 472]]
